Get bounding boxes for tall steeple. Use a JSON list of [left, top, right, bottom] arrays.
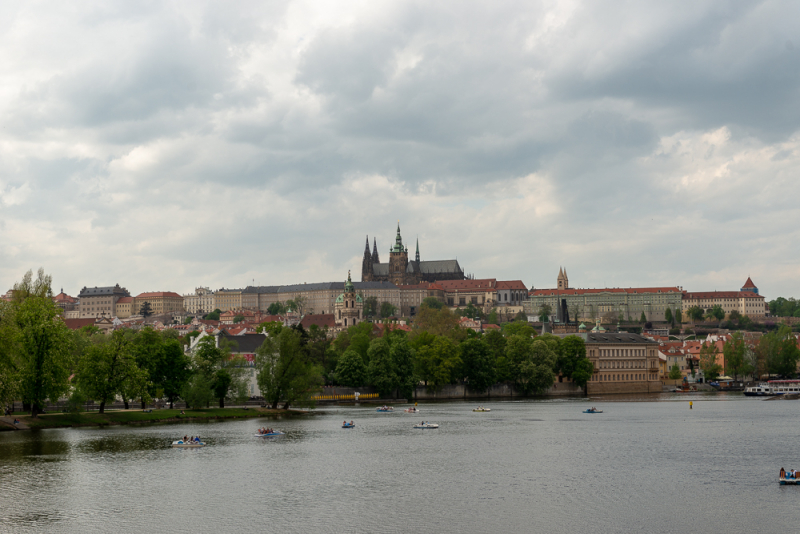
[[361, 235, 373, 282], [393, 222, 404, 253], [372, 237, 380, 263], [415, 237, 420, 262]]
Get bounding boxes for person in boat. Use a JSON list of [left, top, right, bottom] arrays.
[[184, 435, 188, 442], [195, 436, 200, 442], [343, 420, 347, 426], [349, 421, 354, 426], [780, 467, 786, 479]]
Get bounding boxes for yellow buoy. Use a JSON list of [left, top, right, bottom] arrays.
[[689, 401, 693, 410]]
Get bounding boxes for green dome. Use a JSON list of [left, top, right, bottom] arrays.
[[335, 294, 344, 303]]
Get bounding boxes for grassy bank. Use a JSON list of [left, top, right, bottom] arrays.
[[15, 407, 308, 430]]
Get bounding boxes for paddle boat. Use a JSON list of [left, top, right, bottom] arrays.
[[172, 440, 205, 448], [342, 421, 355, 428], [780, 469, 800, 484], [583, 408, 603, 414], [376, 406, 394, 412], [472, 407, 491, 412], [255, 431, 284, 437], [404, 407, 420, 413], [413, 422, 439, 429]]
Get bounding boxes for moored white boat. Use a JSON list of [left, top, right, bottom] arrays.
[[745, 380, 800, 397], [472, 407, 490, 412], [404, 408, 420, 413], [172, 440, 205, 448], [376, 407, 394, 412]]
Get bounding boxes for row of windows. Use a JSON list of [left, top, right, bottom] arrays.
[[599, 360, 647, 369], [592, 373, 654, 381]]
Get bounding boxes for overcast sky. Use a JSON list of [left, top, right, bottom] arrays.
[[1, 1, 799, 299]]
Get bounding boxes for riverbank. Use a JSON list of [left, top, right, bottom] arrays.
[[1, 407, 310, 431]]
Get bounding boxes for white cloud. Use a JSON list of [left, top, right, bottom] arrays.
[[0, 1, 799, 301]]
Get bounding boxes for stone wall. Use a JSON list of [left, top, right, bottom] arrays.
[[587, 380, 662, 395], [411, 381, 584, 400]]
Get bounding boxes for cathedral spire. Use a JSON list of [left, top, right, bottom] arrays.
[[415, 237, 420, 262], [364, 235, 370, 253], [393, 222, 404, 253], [372, 237, 379, 263]]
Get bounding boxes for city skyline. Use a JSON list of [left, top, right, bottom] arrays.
[[1, 2, 799, 298]]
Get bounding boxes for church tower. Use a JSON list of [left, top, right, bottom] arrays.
[[415, 238, 420, 262], [389, 223, 409, 286], [372, 237, 380, 264], [335, 271, 363, 328], [557, 267, 569, 290], [361, 235, 373, 282]]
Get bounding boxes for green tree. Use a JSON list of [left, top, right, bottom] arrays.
[[380, 301, 397, 318], [763, 325, 800, 377], [675, 308, 683, 324], [538, 304, 552, 323], [335, 349, 367, 387], [0, 300, 20, 408], [256, 328, 323, 409], [699, 342, 722, 381], [158, 339, 192, 408], [139, 301, 153, 318], [182, 373, 213, 409], [687, 306, 704, 323], [456, 302, 483, 320], [412, 306, 465, 342], [708, 305, 725, 324], [728, 310, 742, 323], [557, 335, 592, 389], [76, 329, 147, 414], [204, 309, 221, 321], [668, 363, 682, 380], [413, 337, 461, 390], [487, 308, 498, 325], [362, 296, 379, 318], [664, 307, 673, 326], [503, 320, 536, 338], [233, 314, 245, 324], [389, 335, 416, 400], [723, 332, 753, 380], [267, 302, 286, 315], [421, 297, 443, 310], [515, 339, 557, 395], [367, 338, 398, 396], [460, 338, 495, 393], [14, 288, 74, 417]]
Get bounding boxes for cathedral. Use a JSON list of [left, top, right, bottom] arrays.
[[361, 224, 465, 286]]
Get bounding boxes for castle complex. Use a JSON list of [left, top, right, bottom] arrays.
[[361, 224, 465, 286]]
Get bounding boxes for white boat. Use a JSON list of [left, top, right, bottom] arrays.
[[404, 408, 420, 413], [376, 407, 394, 412], [413, 423, 439, 429], [255, 431, 284, 437], [472, 407, 490, 412], [745, 380, 800, 396], [172, 440, 205, 448]]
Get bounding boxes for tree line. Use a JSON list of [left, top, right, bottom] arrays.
[[0, 270, 594, 416], [696, 327, 800, 381]]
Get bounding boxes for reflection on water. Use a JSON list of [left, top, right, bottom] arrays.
[[1, 395, 799, 533]]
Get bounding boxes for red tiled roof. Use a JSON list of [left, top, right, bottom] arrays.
[[530, 287, 680, 296], [483, 324, 501, 330], [496, 280, 527, 290], [683, 291, 763, 299], [437, 279, 497, 291], [117, 296, 134, 303], [53, 292, 77, 303], [63, 318, 97, 330], [136, 291, 182, 299], [741, 277, 757, 289], [300, 314, 336, 329], [198, 319, 220, 326]]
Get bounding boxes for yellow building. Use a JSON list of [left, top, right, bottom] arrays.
[[134, 292, 184, 315]]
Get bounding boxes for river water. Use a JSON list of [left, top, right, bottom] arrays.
[[1, 393, 798, 533]]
